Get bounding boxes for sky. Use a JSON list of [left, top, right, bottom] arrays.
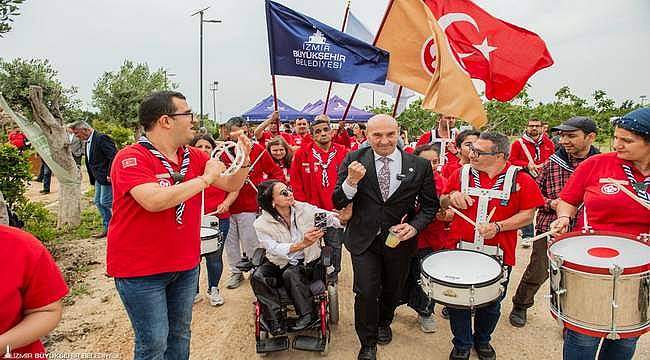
[[2, 0, 649, 122]]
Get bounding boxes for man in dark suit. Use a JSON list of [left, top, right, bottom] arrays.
[[333, 114, 438, 360], [70, 120, 117, 238]]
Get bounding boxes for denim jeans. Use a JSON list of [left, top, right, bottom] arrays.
[[563, 329, 638, 360], [115, 266, 198, 360], [94, 183, 113, 230], [198, 218, 229, 292], [520, 223, 535, 239], [448, 266, 512, 351]]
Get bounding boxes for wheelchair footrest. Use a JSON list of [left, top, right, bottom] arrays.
[[292, 335, 326, 352], [256, 336, 289, 353]]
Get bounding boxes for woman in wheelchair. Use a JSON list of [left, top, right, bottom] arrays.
[[252, 180, 348, 336]]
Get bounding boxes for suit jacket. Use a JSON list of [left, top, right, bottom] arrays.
[[85, 131, 117, 186], [332, 147, 439, 255]]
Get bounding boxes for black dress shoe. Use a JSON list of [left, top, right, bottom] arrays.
[[509, 306, 527, 328], [449, 346, 470, 360], [289, 313, 318, 332], [474, 343, 496, 360], [357, 345, 377, 360], [377, 325, 392, 345], [39, 190, 50, 194]]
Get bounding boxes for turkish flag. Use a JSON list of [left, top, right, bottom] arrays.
[[424, 0, 554, 102]]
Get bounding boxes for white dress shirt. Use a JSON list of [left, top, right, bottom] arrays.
[[342, 147, 402, 200], [85, 129, 95, 159]]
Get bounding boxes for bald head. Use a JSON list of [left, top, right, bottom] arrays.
[[367, 114, 399, 156]]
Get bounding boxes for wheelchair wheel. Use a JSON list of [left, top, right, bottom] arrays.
[[319, 329, 330, 356], [327, 285, 339, 325]]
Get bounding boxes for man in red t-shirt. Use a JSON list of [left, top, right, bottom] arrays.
[[291, 117, 312, 148], [332, 120, 352, 149], [290, 119, 349, 279], [440, 133, 544, 360], [254, 111, 296, 147], [509, 118, 555, 175], [108, 91, 251, 360], [0, 225, 68, 357], [221, 116, 286, 290], [416, 115, 460, 167], [8, 127, 28, 150]]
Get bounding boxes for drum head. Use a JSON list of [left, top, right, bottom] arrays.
[[549, 233, 650, 274], [201, 227, 220, 240], [421, 250, 502, 287]]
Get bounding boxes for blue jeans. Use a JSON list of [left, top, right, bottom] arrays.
[[115, 266, 198, 360], [563, 329, 638, 360], [448, 266, 512, 351], [198, 218, 229, 292], [521, 223, 535, 239], [94, 183, 113, 230]]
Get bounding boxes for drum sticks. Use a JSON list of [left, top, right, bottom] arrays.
[[449, 206, 476, 227], [599, 178, 650, 210]]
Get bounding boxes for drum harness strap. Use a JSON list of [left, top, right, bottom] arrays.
[[459, 164, 520, 257]]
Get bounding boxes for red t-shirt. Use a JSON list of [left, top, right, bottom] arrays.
[[332, 129, 351, 149], [290, 142, 348, 211], [107, 144, 210, 277], [292, 133, 312, 147], [560, 152, 650, 236], [258, 131, 295, 147], [0, 225, 69, 355], [444, 164, 545, 265], [417, 173, 450, 251], [509, 135, 555, 167], [203, 186, 230, 219], [441, 160, 462, 179], [8, 131, 27, 149], [224, 143, 285, 214]]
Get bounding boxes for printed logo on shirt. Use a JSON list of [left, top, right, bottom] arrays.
[[600, 184, 620, 195], [302, 162, 311, 173], [159, 178, 172, 187], [121, 157, 137, 168]]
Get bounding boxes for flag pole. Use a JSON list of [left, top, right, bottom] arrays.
[[391, 85, 403, 118], [342, 0, 396, 122], [323, 0, 352, 115], [271, 74, 280, 132]]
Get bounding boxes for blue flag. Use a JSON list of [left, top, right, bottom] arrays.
[[266, 0, 389, 85]]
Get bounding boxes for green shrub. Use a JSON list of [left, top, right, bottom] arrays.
[[91, 119, 135, 149], [14, 201, 58, 243], [0, 143, 31, 207]]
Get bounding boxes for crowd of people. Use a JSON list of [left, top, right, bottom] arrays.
[[1, 90, 648, 360]]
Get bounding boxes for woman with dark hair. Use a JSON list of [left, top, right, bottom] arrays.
[[189, 134, 238, 306], [265, 136, 292, 182], [551, 107, 650, 360], [351, 123, 367, 151], [251, 180, 350, 336]]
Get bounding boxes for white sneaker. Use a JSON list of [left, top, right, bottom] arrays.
[[208, 286, 225, 306], [418, 314, 437, 333], [193, 293, 202, 304]]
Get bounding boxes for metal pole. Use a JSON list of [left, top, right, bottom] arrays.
[[211, 81, 218, 122], [200, 11, 204, 126]]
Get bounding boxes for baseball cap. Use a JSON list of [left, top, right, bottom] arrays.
[[551, 116, 597, 134]]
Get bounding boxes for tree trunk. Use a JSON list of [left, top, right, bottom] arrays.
[[28, 86, 81, 227]]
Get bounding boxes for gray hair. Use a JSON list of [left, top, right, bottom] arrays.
[[479, 132, 510, 158], [68, 120, 92, 130]]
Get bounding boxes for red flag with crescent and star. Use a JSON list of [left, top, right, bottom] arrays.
[[424, 0, 554, 102]]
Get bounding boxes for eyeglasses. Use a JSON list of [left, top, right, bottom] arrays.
[[279, 187, 293, 197], [166, 111, 196, 119], [469, 145, 502, 158], [527, 124, 542, 128]]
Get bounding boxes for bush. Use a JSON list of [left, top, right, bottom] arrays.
[[0, 143, 31, 207], [14, 201, 58, 243], [91, 119, 134, 149]]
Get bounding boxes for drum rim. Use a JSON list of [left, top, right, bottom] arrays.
[[420, 249, 504, 288], [548, 230, 650, 275], [200, 226, 221, 241], [549, 307, 650, 339]]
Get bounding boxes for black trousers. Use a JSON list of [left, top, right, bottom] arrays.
[[250, 259, 316, 323], [351, 234, 415, 346], [402, 248, 435, 316]]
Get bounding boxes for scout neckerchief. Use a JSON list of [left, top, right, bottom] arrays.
[[622, 163, 650, 205], [548, 146, 600, 173], [312, 146, 337, 188], [138, 136, 190, 224], [521, 133, 544, 162]]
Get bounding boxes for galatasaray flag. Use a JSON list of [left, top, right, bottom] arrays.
[[376, 0, 487, 127]]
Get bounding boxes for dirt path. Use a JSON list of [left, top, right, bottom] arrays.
[[32, 179, 648, 359]]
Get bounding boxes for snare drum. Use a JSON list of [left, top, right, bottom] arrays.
[[201, 215, 220, 228], [200, 227, 222, 255], [548, 231, 650, 339], [420, 249, 504, 309]]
